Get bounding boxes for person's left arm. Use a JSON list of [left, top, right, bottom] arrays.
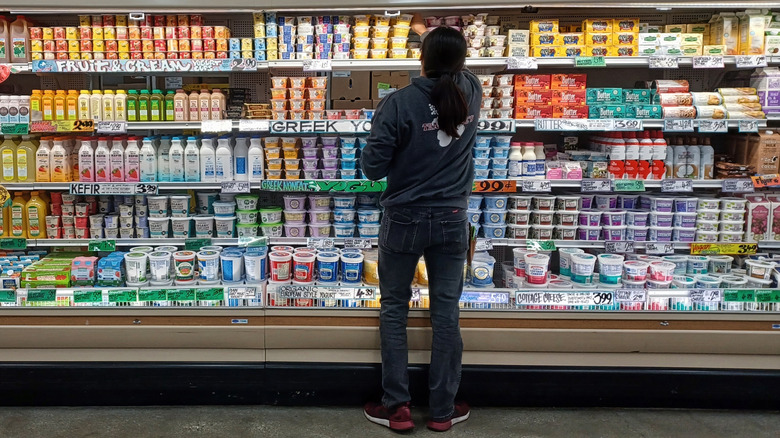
[[361, 97, 399, 181]]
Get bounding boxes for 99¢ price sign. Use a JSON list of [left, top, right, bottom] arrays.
[[472, 180, 516, 193], [476, 119, 515, 133]]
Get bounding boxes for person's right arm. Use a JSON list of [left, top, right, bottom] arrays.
[[361, 97, 399, 181]]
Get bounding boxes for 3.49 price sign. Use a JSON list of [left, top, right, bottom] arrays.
[[472, 180, 517, 193]]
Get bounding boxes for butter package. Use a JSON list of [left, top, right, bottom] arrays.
[[553, 105, 589, 119], [724, 103, 763, 111], [728, 110, 766, 119], [681, 45, 703, 56], [637, 46, 662, 56], [585, 46, 613, 57], [563, 46, 584, 57], [506, 45, 530, 57], [656, 92, 694, 107], [614, 32, 638, 45], [614, 18, 640, 33], [552, 89, 588, 104], [687, 23, 710, 34], [665, 24, 686, 33], [626, 105, 663, 119], [691, 92, 723, 105], [638, 33, 661, 45], [514, 89, 553, 104], [514, 74, 552, 89], [658, 46, 683, 56], [588, 105, 626, 119], [662, 106, 697, 119], [529, 19, 558, 34], [582, 19, 612, 33], [654, 80, 690, 93], [703, 44, 728, 55], [507, 29, 530, 45], [551, 73, 587, 90], [765, 36, 780, 55], [615, 45, 638, 57], [531, 33, 559, 46], [531, 46, 561, 57], [586, 88, 623, 104], [584, 33, 612, 46], [559, 33, 584, 45], [515, 104, 553, 119], [695, 105, 728, 119], [681, 33, 704, 46], [658, 33, 682, 46], [623, 89, 652, 104], [644, 24, 663, 33]]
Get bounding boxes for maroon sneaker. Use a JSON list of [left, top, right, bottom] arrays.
[[363, 401, 415, 431], [427, 402, 470, 432]]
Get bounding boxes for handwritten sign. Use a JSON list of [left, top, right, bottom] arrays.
[[535, 118, 613, 131], [30, 119, 94, 133], [612, 119, 643, 131], [260, 179, 387, 192], [88, 239, 116, 252], [506, 57, 538, 70], [238, 119, 269, 132], [698, 119, 728, 133], [460, 291, 510, 304], [32, 59, 256, 73], [614, 289, 647, 303], [0, 238, 26, 250], [644, 242, 675, 254], [108, 289, 137, 303], [521, 180, 551, 192], [269, 119, 373, 134], [649, 56, 679, 69], [200, 120, 233, 133], [661, 178, 693, 192], [73, 290, 103, 303], [221, 181, 251, 194], [663, 119, 694, 132], [474, 238, 493, 252], [0, 123, 29, 135], [343, 238, 372, 249], [723, 289, 755, 302], [138, 289, 167, 302], [476, 119, 516, 133], [581, 179, 612, 193], [307, 238, 335, 249], [735, 55, 768, 68], [96, 121, 127, 134], [751, 174, 780, 189], [605, 241, 635, 253], [575, 56, 606, 67], [184, 238, 211, 251], [738, 120, 759, 133], [527, 240, 556, 251], [722, 179, 754, 193], [692, 56, 725, 69], [689, 289, 722, 302], [227, 286, 258, 299], [613, 179, 645, 192], [302, 59, 332, 71]]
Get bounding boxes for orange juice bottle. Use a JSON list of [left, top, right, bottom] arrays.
[[10, 191, 27, 238], [25, 191, 46, 239], [54, 90, 67, 121], [41, 90, 54, 121], [30, 89, 42, 121], [66, 90, 79, 120]]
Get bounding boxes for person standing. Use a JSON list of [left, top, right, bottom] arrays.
[[361, 23, 482, 432]]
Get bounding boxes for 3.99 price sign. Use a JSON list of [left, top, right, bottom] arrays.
[[472, 180, 517, 193]]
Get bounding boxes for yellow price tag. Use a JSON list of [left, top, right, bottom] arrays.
[[690, 243, 757, 255]]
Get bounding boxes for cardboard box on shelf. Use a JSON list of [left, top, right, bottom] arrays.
[[331, 71, 371, 100], [371, 71, 410, 100], [331, 99, 372, 110], [746, 131, 780, 175]]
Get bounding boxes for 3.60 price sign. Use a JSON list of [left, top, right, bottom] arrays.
[[472, 180, 516, 193]]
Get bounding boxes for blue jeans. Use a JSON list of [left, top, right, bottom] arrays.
[[378, 206, 469, 420]]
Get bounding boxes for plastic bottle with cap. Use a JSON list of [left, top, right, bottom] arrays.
[[109, 137, 125, 181], [94, 137, 110, 182], [233, 135, 249, 181], [77, 138, 94, 182], [248, 135, 264, 182], [169, 136, 185, 182], [507, 141, 523, 179], [199, 135, 216, 182], [124, 136, 140, 182], [184, 136, 200, 182], [139, 137, 157, 182], [215, 135, 234, 181], [651, 130, 667, 180]]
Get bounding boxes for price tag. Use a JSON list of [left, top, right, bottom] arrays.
[[73, 290, 103, 303], [200, 120, 233, 133], [354, 287, 377, 300], [692, 56, 725, 69], [343, 238, 372, 249], [69, 183, 159, 195], [411, 288, 422, 302], [238, 119, 269, 132], [220, 181, 251, 194], [756, 289, 780, 303], [575, 56, 606, 67], [605, 241, 635, 253], [138, 289, 167, 302], [614, 289, 647, 303], [580, 179, 612, 193], [88, 239, 116, 252], [96, 121, 127, 134], [302, 59, 332, 71], [522, 180, 551, 192], [613, 179, 645, 192], [0, 289, 16, 303], [237, 236, 269, 247], [460, 291, 510, 304], [738, 120, 759, 133], [165, 76, 183, 89], [476, 119, 516, 133], [698, 119, 728, 133], [612, 119, 643, 131], [661, 178, 693, 192], [229, 58, 258, 71], [108, 289, 137, 303], [722, 179, 754, 193], [167, 289, 196, 301], [26, 289, 57, 302], [751, 174, 780, 189], [723, 289, 756, 302], [663, 119, 695, 132], [30, 119, 94, 133], [644, 242, 675, 254], [307, 238, 335, 249], [197, 288, 226, 301], [527, 240, 556, 251], [185, 238, 211, 251], [472, 180, 517, 193], [506, 57, 538, 70], [649, 56, 679, 69], [690, 243, 757, 255], [474, 238, 493, 252], [689, 289, 722, 303], [0, 237, 26, 250], [227, 286, 257, 299], [735, 55, 768, 68], [0, 123, 29, 135]]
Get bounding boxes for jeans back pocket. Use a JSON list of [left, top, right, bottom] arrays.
[[381, 211, 420, 253]]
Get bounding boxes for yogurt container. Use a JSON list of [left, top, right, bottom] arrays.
[[554, 211, 578, 226], [649, 212, 674, 227], [687, 256, 709, 275], [170, 217, 191, 238], [283, 195, 307, 211], [673, 227, 696, 242], [578, 225, 601, 241], [623, 260, 649, 281], [483, 223, 507, 238], [220, 251, 244, 283], [214, 216, 236, 238], [259, 207, 283, 224], [672, 212, 697, 228], [697, 198, 720, 210], [626, 226, 647, 241], [283, 210, 306, 224], [673, 197, 698, 213], [720, 197, 748, 211], [212, 201, 236, 217], [601, 210, 627, 226], [173, 250, 197, 282], [169, 195, 191, 217], [192, 215, 214, 237], [508, 210, 531, 225], [196, 250, 221, 284], [697, 210, 720, 222], [316, 251, 340, 283], [147, 217, 170, 238], [341, 252, 364, 284], [524, 253, 550, 285], [244, 250, 268, 282], [555, 195, 579, 211], [598, 254, 624, 285]]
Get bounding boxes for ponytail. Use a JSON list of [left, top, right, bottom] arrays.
[[422, 27, 469, 139]]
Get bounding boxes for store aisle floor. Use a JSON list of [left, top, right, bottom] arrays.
[[0, 406, 777, 438]]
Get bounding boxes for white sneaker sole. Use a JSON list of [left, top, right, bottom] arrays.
[[364, 410, 415, 431]]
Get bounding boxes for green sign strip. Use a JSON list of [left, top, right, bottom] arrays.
[[0, 238, 27, 250], [138, 289, 167, 302], [168, 289, 196, 301], [108, 289, 137, 303], [27, 289, 57, 302], [613, 180, 645, 192], [73, 290, 103, 303], [197, 288, 225, 301], [260, 180, 386, 192], [88, 240, 116, 252], [724, 289, 756, 302], [0, 289, 16, 303]]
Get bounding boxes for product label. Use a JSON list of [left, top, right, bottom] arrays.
[[522, 161, 535, 176], [0, 39, 6, 58], [203, 157, 215, 178], [16, 152, 27, 179], [2, 150, 14, 180], [235, 157, 246, 175], [250, 156, 263, 178], [12, 38, 26, 59], [27, 205, 40, 236], [10, 205, 23, 236], [174, 100, 186, 121]]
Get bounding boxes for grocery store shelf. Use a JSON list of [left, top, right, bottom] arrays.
[[125, 121, 234, 130], [514, 119, 768, 130], [511, 179, 728, 189], [31, 238, 240, 247], [487, 239, 780, 250]]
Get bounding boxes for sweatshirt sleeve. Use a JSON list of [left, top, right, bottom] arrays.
[[361, 96, 399, 181]]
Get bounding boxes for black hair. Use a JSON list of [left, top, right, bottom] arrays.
[[421, 27, 468, 139]]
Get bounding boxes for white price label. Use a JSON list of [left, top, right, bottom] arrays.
[[698, 119, 728, 133], [735, 55, 768, 68], [535, 119, 614, 132], [506, 57, 538, 70], [228, 286, 257, 299], [474, 238, 493, 252], [722, 178, 755, 193], [477, 119, 515, 133], [580, 179, 612, 193], [661, 178, 693, 192], [663, 119, 695, 132], [165, 76, 183, 89], [307, 237, 335, 249], [96, 121, 127, 134], [238, 119, 269, 132], [649, 56, 679, 69], [614, 289, 647, 303], [201, 120, 233, 133], [612, 119, 643, 131], [220, 181, 251, 193], [644, 242, 675, 254], [689, 289, 722, 302], [343, 238, 372, 249], [692, 56, 725, 69], [522, 180, 552, 192], [738, 120, 759, 133], [69, 183, 158, 195], [605, 241, 635, 253], [302, 59, 332, 71]]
